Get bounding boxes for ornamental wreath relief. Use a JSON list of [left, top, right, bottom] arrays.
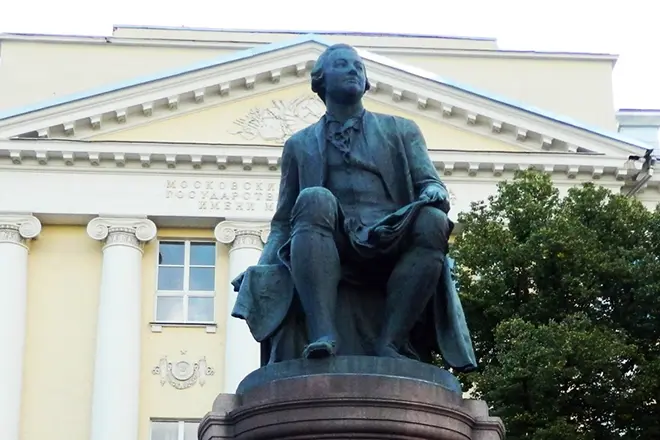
[[151, 351, 215, 390], [230, 95, 325, 143]]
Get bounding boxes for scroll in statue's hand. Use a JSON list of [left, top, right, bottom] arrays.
[[419, 185, 451, 213]]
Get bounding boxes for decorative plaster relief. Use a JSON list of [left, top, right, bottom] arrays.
[[87, 217, 157, 252], [215, 220, 270, 251], [152, 351, 215, 390], [230, 95, 325, 143], [0, 214, 42, 248]]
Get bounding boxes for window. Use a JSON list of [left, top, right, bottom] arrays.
[[151, 420, 199, 440], [155, 241, 216, 323]]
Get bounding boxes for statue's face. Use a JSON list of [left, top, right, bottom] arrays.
[[323, 47, 367, 105]]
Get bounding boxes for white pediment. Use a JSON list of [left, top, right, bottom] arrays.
[[0, 34, 650, 160], [75, 84, 528, 154]]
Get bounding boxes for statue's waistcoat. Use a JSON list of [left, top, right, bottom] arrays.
[[324, 121, 398, 226]]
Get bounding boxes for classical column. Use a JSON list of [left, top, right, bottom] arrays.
[[87, 217, 157, 440], [215, 221, 270, 393], [0, 214, 41, 440]]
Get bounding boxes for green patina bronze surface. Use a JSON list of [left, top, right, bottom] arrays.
[[231, 44, 477, 373]]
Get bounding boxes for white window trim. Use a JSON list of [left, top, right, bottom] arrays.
[[150, 419, 199, 440], [154, 240, 216, 325]]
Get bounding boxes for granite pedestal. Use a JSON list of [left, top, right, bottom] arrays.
[[199, 356, 504, 440]]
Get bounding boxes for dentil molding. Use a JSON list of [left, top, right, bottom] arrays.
[[0, 214, 42, 248], [0, 139, 642, 186], [87, 217, 158, 252], [215, 220, 270, 251]]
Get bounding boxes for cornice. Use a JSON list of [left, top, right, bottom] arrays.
[[0, 139, 645, 183], [0, 43, 322, 135], [374, 48, 617, 62], [0, 34, 617, 62], [70, 80, 309, 141], [616, 109, 660, 127], [362, 62, 643, 157], [0, 41, 643, 160]]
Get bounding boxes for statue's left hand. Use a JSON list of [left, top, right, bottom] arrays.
[[420, 185, 451, 213]]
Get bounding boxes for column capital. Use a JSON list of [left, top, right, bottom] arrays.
[[87, 217, 157, 252], [0, 214, 42, 248], [214, 221, 270, 251]]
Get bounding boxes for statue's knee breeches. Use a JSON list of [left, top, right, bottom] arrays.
[[411, 206, 450, 252], [291, 187, 338, 234]]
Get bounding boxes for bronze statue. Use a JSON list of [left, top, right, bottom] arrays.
[[231, 43, 477, 372]]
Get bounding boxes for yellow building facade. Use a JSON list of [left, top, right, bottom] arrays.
[[0, 25, 657, 440]]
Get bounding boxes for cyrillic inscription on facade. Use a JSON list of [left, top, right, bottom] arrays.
[[164, 178, 279, 214]]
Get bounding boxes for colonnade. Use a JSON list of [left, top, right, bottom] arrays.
[[0, 214, 268, 440]]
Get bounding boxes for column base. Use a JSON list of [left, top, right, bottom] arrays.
[[199, 356, 505, 440]]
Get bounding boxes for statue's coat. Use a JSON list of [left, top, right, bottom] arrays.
[[231, 111, 477, 371]]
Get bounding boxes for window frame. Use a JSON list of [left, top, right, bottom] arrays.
[[154, 240, 217, 324], [149, 419, 199, 440]]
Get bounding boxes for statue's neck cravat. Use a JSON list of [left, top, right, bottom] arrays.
[[324, 110, 364, 161]]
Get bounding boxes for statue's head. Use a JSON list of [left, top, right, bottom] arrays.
[[311, 44, 371, 106]]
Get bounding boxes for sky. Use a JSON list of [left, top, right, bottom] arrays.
[[0, 0, 658, 110]]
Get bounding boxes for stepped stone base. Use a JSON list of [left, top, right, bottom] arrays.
[[199, 356, 505, 440]]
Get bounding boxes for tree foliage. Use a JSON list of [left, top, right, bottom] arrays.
[[452, 170, 660, 439]]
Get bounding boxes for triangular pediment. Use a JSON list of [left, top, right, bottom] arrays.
[[83, 83, 528, 153], [0, 34, 649, 159]]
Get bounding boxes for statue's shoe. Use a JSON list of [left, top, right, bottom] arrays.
[[303, 338, 337, 359]]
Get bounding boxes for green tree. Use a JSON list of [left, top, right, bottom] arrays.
[[451, 170, 660, 440]]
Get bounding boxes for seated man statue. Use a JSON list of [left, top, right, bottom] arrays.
[[232, 43, 477, 373]]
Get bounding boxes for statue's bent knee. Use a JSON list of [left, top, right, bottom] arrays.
[[412, 206, 450, 250], [291, 187, 338, 229]]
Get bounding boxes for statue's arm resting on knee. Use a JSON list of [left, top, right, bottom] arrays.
[[398, 118, 451, 212], [259, 138, 299, 265]]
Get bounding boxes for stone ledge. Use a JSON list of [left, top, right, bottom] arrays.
[[199, 357, 505, 440], [236, 356, 463, 396], [149, 322, 217, 333]]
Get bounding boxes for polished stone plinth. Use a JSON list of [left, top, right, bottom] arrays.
[[237, 355, 463, 395], [199, 356, 505, 440]]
